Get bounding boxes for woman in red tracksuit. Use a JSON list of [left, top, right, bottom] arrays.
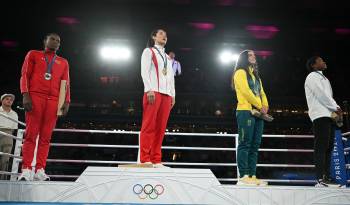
[[18, 33, 70, 181], [140, 29, 176, 168]]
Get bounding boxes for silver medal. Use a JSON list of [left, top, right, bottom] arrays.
[[44, 73, 52, 80]]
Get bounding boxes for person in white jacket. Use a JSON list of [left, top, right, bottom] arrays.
[[140, 28, 175, 168], [304, 56, 342, 187], [0, 94, 18, 179], [168, 51, 181, 76]]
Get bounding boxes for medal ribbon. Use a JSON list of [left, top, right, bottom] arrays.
[[153, 47, 167, 69], [44, 51, 57, 77]]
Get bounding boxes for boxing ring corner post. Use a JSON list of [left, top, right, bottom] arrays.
[[137, 133, 141, 163], [10, 129, 25, 180]]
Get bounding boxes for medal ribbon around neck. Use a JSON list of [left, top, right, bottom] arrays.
[[44, 51, 57, 80], [154, 47, 168, 75]]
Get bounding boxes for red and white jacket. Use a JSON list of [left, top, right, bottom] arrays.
[[141, 45, 175, 97], [20, 49, 71, 102]]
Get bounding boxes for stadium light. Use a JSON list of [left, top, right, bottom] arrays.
[[100, 46, 131, 61], [219, 50, 239, 64]]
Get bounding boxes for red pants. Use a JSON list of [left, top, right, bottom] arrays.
[[140, 92, 172, 163], [22, 94, 58, 171]]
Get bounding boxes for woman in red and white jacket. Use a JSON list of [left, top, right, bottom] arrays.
[[140, 28, 175, 168]]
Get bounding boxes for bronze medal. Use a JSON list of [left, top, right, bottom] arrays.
[[162, 68, 167, 76]]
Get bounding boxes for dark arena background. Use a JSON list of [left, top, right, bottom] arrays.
[[0, 0, 350, 204]]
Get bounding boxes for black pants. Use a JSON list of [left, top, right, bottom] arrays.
[[313, 117, 335, 180]]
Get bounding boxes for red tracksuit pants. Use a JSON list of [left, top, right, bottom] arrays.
[[22, 94, 58, 171], [140, 92, 172, 163]]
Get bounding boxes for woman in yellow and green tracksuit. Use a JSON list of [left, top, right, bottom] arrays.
[[232, 50, 269, 186]]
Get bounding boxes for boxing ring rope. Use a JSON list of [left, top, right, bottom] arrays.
[[0, 130, 23, 141], [343, 131, 350, 136], [0, 113, 26, 127], [0, 114, 349, 184], [49, 143, 314, 152]]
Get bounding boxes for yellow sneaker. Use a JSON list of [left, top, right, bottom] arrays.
[[251, 176, 268, 186], [236, 175, 257, 186]]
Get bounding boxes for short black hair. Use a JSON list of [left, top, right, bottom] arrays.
[[306, 56, 320, 72], [44, 33, 60, 41], [43, 33, 60, 49]]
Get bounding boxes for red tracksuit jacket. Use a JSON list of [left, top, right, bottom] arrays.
[[20, 50, 71, 102]]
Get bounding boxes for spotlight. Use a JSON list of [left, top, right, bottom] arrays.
[[219, 51, 239, 64], [100, 46, 131, 61]]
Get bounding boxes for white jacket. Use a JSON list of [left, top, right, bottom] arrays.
[[141, 45, 175, 97], [0, 106, 18, 130], [304, 71, 339, 121]]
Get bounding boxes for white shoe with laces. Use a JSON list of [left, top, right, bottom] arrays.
[[153, 163, 170, 168], [17, 169, 32, 181], [33, 168, 50, 181]]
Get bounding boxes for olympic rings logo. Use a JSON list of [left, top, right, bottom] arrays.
[[132, 184, 165, 200]]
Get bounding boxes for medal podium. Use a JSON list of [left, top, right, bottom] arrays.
[[1, 166, 350, 204]]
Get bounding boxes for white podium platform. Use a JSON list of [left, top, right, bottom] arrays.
[[223, 185, 350, 205], [0, 167, 350, 205]]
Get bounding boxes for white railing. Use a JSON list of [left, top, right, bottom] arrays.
[[0, 114, 348, 184], [0, 113, 26, 127]]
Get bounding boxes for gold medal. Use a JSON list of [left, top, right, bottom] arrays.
[[154, 47, 168, 76]]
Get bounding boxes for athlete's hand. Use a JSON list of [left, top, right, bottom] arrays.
[[60, 102, 70, 117], [22, 93, 32, 112], [147, 91, 156, 105], [261, 106, 268, 115], [336, 107, 343, 116], [171, 97, 176, 108]]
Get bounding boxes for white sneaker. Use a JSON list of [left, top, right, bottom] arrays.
[[315, 182, 327, 188], [153, 163, 170, 168], [17, 169, 32, 181], [33, 168, 50, 181], [315, 178, 341, 188]]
